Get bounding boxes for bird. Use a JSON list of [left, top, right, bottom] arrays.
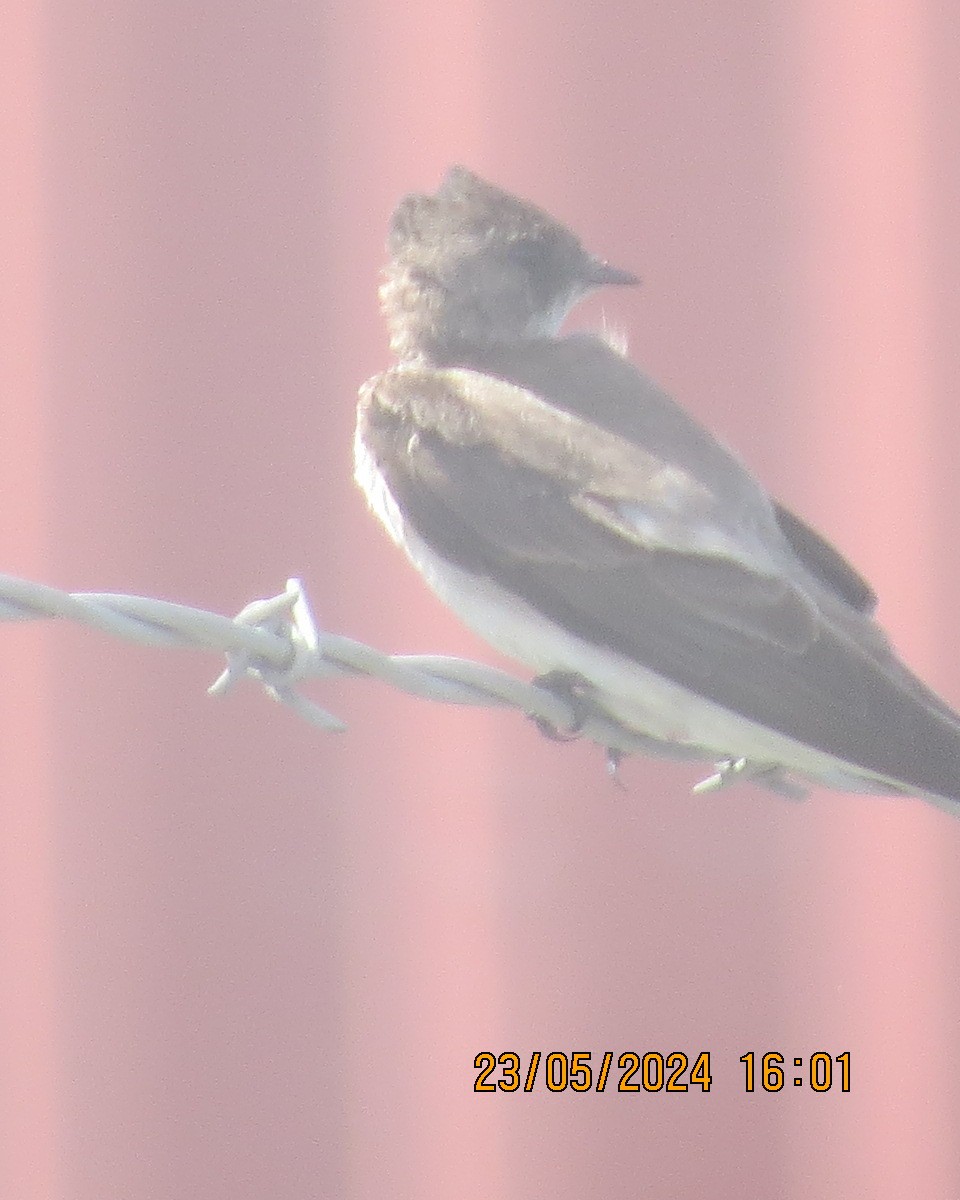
[[354, 164, 960, 813]]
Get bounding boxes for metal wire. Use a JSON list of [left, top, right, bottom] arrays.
[[0, 572, 639, 748], [0, 570, 809, 795]]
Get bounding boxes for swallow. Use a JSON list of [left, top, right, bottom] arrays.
[[355, 165, 960, 812]]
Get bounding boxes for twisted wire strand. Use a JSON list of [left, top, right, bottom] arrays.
[[0, 570, 803, 796]]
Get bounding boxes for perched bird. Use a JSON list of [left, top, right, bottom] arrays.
[[355, 165, 960, 812]]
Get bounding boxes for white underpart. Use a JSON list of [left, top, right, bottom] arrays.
[[355, 430, 927, 800]]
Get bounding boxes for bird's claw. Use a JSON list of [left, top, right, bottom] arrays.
[[529, 670, 598, 741]]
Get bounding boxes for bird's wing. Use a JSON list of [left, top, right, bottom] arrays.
[[772, 502, 878, 615], [475, 333, 882, 617], [358, 365, 960, 802]]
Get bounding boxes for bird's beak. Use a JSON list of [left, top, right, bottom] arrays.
[[586, 257, 641, 287]]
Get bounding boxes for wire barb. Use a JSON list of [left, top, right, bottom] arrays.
[[691, 757, 808, 800]]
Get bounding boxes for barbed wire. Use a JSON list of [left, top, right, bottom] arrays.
[[0, 570, 805, 796]]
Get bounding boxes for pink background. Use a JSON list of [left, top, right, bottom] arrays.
[[4, 2, 960, 1197]]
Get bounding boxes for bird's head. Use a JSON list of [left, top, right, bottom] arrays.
[[381, 166, 638, 362]]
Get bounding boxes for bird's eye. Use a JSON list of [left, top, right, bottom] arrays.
[[508, 238, 545, 271], [505, 238, 555, 299]]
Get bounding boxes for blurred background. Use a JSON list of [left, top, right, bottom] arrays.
[[4, 1, 960, 1197]]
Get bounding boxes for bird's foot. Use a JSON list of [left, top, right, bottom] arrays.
[[529, 670, 598, 742]]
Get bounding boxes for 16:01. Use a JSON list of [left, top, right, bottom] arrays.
[[740, 1051, 851, 1092]]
